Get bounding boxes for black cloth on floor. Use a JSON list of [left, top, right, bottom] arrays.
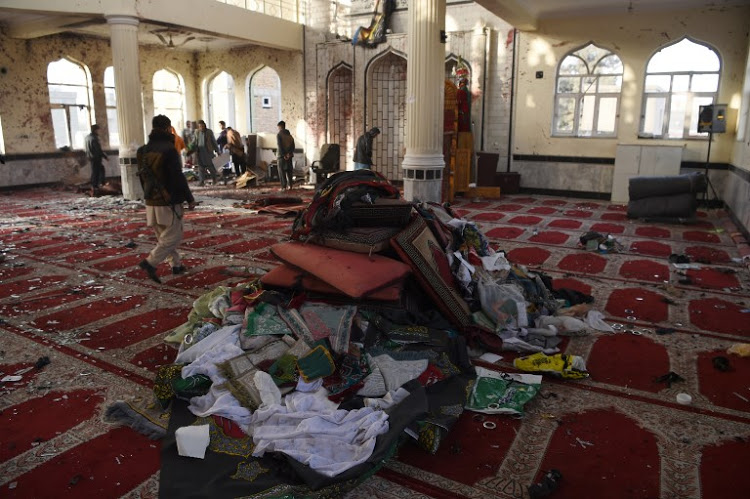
[[160, 383, 429, 498]]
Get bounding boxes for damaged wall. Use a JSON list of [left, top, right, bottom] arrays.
[[0, 28, 304, 187], [305, 0, 514, 175], [512, 4, 750, 195], [192, 44, 304, 150]]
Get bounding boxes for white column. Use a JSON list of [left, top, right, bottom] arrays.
[[107, 15, 145, 200], [402, 0, 446, 203]]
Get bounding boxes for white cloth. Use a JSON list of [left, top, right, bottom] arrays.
[[175, 324, 241, 365], [363, 387, 410, 410], [181, 341, 253, 427], [481, 252, 511, 272], [251, 389, 389, 477], [368, 354, 428, 392], [537, 315, 587, 334], [584, 310, 615, 333]]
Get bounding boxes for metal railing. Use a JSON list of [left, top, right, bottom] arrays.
[[216, 0, 308, 24]]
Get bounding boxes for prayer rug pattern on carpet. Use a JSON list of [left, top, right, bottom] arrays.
[[0, 189, 749, 498]]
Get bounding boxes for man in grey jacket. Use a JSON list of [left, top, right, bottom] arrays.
[[84, 124, 108, 194], [193, 120, 220, 186]]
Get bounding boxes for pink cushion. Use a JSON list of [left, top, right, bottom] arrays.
[[260, 264, 402, 301], [270, 242, 411, 299]]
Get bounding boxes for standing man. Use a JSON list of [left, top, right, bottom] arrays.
[[84, 124, 108, 194], [217, 120, 228, 151], [226, 126, 246, 177], [192, 120, 220, 186], [276, 121, 295, 190], [353, 127, 380, 170], [136, 114, 196, 284]]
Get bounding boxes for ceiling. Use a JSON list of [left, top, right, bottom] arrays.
[[476, 0, 750, 30], [0, 9, 254, 52], [0, 0, 747, 49]]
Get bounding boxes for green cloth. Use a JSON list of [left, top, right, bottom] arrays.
[[173, 374, 212, 400], [267, 354, 299, 387], [297, 341, 336, 382], [165, 286, 231, 344]]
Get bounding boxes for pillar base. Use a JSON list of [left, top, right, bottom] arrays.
[[402, 152, 444, 203], [120, 157, 143, 200]]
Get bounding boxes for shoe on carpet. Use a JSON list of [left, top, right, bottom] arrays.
[[138, 259, 162, 283], [172, 265, 187, 275]]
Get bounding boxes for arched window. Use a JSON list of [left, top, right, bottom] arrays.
[[153, 69, 186, 131], [640, 38, 720, 139], [208, 71, 235, 130], [328, 64, 352, 169], [553, 43, 623, 137], [248, 66, 281, 133], [103, 67, 119, 147], [47, 58, 94, 149]]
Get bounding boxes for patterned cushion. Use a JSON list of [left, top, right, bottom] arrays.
[[349, 198, 414, 228], [309, 226, 401, 254]]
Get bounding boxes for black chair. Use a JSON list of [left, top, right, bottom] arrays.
[[310, 144, 340, 184]]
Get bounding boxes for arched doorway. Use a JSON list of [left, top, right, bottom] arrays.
[[367, 51, 407, 181], [328, 64, 353, 171], [207, 71, 235, 129], [248, 66, 281, 133]]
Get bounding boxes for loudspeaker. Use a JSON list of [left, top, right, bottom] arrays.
[[697, 104, 727, 134]]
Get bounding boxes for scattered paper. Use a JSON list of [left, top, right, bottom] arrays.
[[478, 352, 503, 363], [175, 425, 210, 459]]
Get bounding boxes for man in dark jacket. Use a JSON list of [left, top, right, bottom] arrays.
[[136, 114, 196, 283], [353, 126, 380, 170], [278, 128, 295, 190], [84, 124, 108, 194]]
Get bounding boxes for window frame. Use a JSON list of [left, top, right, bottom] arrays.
[[552, 43, 623, 138], [153, 68, 186, 132], [207, 70, 235, 129], [103, 66, 119, 147], [639, 38, 721, 140], [47, 58, 94, 150]]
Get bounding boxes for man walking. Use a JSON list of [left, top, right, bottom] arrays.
[[353, 127, 380, 170], [136, 114, 196, 284], [193, 120, 220, 186], [84, 124, 108, 194]]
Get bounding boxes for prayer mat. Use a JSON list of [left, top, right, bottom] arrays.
[[105, 396, 171, 440], [390, 216, 472, 328]]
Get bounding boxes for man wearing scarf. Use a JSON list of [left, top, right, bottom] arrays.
[[136, 115, 196, 283]]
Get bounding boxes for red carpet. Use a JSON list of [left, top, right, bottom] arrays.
[[0, 389, 104, 462], [537, 409, 660, 498], [1, 188, 749, 498]]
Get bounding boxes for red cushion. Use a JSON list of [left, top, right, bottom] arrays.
[[270, 242, 411, 299], [260, 263, 402, 301]]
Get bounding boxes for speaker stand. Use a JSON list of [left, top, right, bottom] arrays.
[[701, 131, 722, 208]]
